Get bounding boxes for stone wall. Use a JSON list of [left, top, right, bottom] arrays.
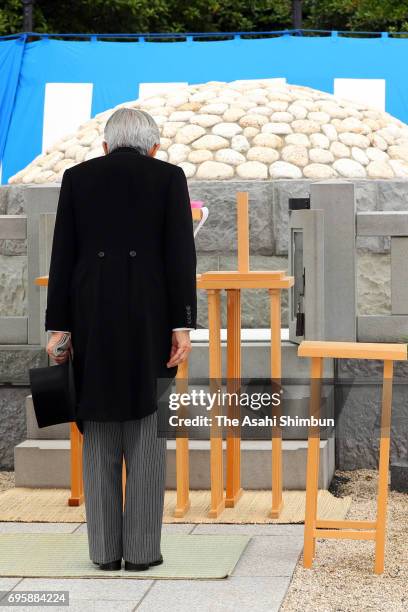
[[0, 178, 407, 469]]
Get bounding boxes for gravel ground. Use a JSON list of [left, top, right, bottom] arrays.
[[281, 470, 408, 612], [1, 469, 407, 610], [0, 471, 14, 491]]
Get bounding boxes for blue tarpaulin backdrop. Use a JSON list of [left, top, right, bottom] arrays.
[[2, 34, 408, 183]]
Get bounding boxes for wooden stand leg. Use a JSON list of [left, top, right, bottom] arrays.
[[208, 289, 225, 518], [270, 288, 283, 518], [226, 289, 243, 507], [174, 359, 191, 517], [303, 356, 323, 568], [374, 359, 393, 574], [68, 423, 84, 506]]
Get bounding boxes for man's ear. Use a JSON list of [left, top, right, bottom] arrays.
[[102, 141, 109, 155], [148, 143, 160, 157]]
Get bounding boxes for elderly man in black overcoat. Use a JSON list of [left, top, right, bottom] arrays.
[[44, 108, 197, 571]]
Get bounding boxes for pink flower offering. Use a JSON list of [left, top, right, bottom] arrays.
[[190, 200, 204, 208]]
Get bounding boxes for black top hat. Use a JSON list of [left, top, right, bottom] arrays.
[[29, 352, 77, 428]]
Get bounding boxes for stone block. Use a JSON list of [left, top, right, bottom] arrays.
[[0, 255, 27, 317], [272, 180, 312, 255], [0, 387, 28, 469], [0, 346, 47, 384], [357, 251, 390, 315], [0, 317, 27, 344], [391, 461, 408, 492], [189, 180, 275, 254], [357, 314, 408, 341], [377, 179, 408, 211], [391, 237, 408, 314]]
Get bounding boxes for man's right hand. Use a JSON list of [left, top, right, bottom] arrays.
[[46, 331, 71, 364]]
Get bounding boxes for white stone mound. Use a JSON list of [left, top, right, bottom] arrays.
[[9, 80, 408, 183]]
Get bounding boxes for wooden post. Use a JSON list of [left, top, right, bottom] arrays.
[[225, 288, 243, 507], [208, 288, 225, 518], [303, 356, 323, 567], [237, 192, 250, 273], [374, 359, 393, 574], [68, 423, 84, 506], [174, 359, 191, 517], [270, 288, 283, 517]]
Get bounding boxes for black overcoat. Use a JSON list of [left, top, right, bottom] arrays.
[[45, 146, 197, 430]]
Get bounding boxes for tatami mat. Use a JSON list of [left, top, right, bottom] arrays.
[[0, 533, 249, 579], [0, 488, 351, 524]]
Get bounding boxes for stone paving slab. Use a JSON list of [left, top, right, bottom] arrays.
[[138, 576, 291, 612], [0, 521, 303, 611]]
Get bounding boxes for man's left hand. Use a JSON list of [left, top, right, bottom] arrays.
[[167, 330, 191, 367]]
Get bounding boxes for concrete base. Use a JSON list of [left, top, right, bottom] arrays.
[[14, 436, 334, 490]]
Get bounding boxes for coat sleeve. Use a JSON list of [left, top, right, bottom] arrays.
[[44, 170, 77, 332], [164, 166, 197, 330]]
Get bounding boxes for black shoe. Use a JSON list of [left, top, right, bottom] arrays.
[[125, 555, 163, 571], [99, 559, 122, 571]]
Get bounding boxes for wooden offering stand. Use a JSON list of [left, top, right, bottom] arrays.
[[298, 340, 407, 574], [176, 192, 294, 519]]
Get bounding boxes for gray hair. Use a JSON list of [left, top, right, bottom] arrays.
[[103, 108, 160, 154]]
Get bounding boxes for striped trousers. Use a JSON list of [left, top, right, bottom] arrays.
[[82, 411, 166, 564]]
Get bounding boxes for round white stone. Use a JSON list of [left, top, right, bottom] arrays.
[[309, 148, 334, 164], [287, 104, 308, 119], [303, 164, 337, 179], [351, 147, 369, 166], [321, 123, 338, 141], [199, 103, 229, 115], [175, 124, 206, 144], [389, 159, 408, 177], [270, 112, 293, 122], [262, 122, 292, 135], [330, 141, 350, 158], [339, 117, 369, 134], [370, 133, 388, 151], [309, 133, 330, 149], [188, 150, 213, 163], [169, 111, 195, 122], [388, 145, 408, 163], [267, 100, 290, 112], [236, 161, 268, 179], [155, 150, 168, 162], [308, 111, 331, 124], [191, 135, 229, 151], [253, 133, 283, 148], [196, 160, 234, 179], [333, 158, 367, 178], [223, 108, 246, 122], [291, 120, 321, 134], [231, 135, 251, 152], [78, 129, 99, 146], [247, 147, 279, 163], [239, 114, 268, 128], [243, 127, 260, 139], [212, 122, 243, 138], [168, 143, 190, 164], [338, 132, 370, 148], [159, 137, 172, 151], [366, 147, 389, 162], [214, 148, 246, 166], [269, 161, 302, 179], [190, 114, 222, 128], [281, 145, 309, 167], [285, 133, 310, 147], [178, 162, 196, 178], [366, 160, 395, 178], [162, 122, 186, 138]]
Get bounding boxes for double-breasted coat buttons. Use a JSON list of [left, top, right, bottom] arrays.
[[97, 251, 105, 257], [129, 250, 136, 257]]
